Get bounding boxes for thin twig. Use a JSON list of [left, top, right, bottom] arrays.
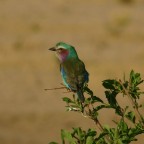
[[119, 80, 143, 122], [73, 135, 80, 143], [93, 118, 111, 143], [93, 118, 104, 131], [44, 87, 67, 91], [86, 103, 111, 143]]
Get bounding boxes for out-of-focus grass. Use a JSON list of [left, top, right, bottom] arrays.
[[105, 15, 131, 36], [119, 0, 134, 4]]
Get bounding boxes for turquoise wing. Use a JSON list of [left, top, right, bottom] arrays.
[[60, 64, 71, 89]]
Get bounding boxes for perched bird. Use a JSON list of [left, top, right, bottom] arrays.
[[49, 42, 89, 102]]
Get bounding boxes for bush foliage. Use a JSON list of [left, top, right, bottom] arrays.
[[49, 70, 144, 144]]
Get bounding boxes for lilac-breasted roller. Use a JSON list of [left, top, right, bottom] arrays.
[[49, 42, 89, 102]]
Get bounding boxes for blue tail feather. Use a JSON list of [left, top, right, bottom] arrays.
[[77, 90, 85, 103]]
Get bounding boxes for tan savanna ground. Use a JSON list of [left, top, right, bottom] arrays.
[[0, 0, 144, 143]]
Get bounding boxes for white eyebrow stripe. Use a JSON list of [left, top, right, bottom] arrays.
[[57, 46, 66, 49]]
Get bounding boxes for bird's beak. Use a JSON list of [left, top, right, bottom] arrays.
[[48, 47, 56, 51]]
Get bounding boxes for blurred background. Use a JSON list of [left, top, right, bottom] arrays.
[[0, 0, 144, 143]]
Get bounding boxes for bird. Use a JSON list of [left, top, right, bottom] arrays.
[[49, 42, 89, 102]]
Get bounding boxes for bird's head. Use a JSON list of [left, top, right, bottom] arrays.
[[49, 42, 78, 62]]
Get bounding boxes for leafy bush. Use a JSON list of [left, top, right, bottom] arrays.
[[49, 70, 144, 144]]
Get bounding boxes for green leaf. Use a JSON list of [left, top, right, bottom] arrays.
[[94, 105, 110, 112], [62, 97, 73, 103], [86, 129, 97, 137], [115, 106, 123, 116], [129, 70, 144, 99], [105, 91, 118, 107], [85, 96, 103, 105], [92, 96, 104, 103], [118, 119, 128, 131], [72, 127, 85, 141], [130, 70, 143, 87], [84, 86, 94, 96], [116, 139, 123, 144], [95, 132, 108, 141], [102, 79, 116, 89], [103, 125, 110, 133], [125, 111, 136, 123], [102, 79, 122, 92], [61, 129, 76, 144], [86, 136, 94, 144], [85, 129, 97, 144]]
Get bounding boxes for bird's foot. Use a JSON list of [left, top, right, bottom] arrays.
[[63, 88, 73, 93], [60, 83, 73, 93]]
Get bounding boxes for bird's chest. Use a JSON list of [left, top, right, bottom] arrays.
[[62, 63, 76, 78], [61, 61, 83, 81], [61, 60, 85, 90]]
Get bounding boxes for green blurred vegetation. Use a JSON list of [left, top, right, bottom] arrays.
[[50, 70, 144, 144]]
